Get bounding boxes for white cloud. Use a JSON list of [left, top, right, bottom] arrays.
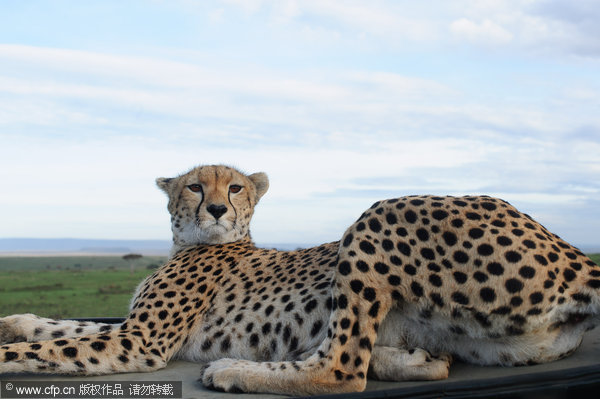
[[450, 18, 514, 44], [1, 1, 599, 246], [220, 0, 438, 41], [214, 1, 600, 56]]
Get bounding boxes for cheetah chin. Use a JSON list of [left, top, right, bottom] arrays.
[[1, 164, 599, 397]]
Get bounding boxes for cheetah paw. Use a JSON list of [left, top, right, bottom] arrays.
[[200, 358, 250, 393], [0, 315, 31, 344], [436, 352, 453, 365]]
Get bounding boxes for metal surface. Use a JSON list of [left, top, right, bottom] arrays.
[[5, 320, 600, 398]]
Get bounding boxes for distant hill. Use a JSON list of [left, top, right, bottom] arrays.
[[0, 238, 313, 255], [5, 238, 590, 256], [0, 238, 171, 255]]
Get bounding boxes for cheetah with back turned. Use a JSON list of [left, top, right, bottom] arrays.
[[1, 165, 600, 397]]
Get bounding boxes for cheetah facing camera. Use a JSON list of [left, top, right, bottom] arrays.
[[1, 165, 600, 397]]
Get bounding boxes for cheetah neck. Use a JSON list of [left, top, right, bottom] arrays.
[[169, 234, 255, 258]]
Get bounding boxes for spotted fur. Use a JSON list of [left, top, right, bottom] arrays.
[[201, 195, 600, 395], [1, 166, 599, 397]]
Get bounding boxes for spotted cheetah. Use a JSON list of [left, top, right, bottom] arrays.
[[2, 166, 600, 397], [0, 165, 338, 375]]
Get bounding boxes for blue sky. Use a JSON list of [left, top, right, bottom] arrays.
[[0, 0, 599, 248]]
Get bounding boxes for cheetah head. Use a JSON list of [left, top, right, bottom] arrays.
[[156, 165, 269, 254]]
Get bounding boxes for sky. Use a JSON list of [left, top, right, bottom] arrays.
[[0, 0, 599, 248]]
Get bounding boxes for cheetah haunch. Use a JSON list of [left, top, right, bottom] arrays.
[[2, 165, 600, 397]]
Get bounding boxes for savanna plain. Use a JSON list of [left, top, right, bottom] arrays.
[[1, 253, 599, 319]]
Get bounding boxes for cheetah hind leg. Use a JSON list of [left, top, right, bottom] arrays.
[[368, 346, 452, 381]]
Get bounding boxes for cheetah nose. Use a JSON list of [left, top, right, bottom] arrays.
[[207, 204, 228, 220]]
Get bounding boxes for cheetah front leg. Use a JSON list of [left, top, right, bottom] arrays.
[[0, 314, 118, 344], [0, 326, 166, 375], [368, 346, 452, 381], [201, 219, 445, 395], [201, 256, 394, 396], [201, 278, 388, 395]]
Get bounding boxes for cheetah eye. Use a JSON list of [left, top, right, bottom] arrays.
[[188, 184, 202, 193], [229, 185, 242, 193]]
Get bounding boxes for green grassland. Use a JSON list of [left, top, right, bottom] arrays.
[[0, 254, 598, 319], [0, 256, 166, 318], [0, 255, 167, 272]]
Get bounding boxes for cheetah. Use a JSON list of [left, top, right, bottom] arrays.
[[0, 165, 338, 376], [2, 165, 600, 397]]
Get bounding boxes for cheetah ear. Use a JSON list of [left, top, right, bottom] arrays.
[[156, 177, 174, 193], [248, 172, 269, 202]]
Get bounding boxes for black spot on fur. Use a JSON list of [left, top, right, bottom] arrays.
[[477, 244, 494, 256], [563, 269, 576, 282], [363, 287, 376, 302], [368, 218, 382, 233], [356, 260, 369, 272], [429, 274, 442, 287], [443, 232, 458, 246], [487, 262, 504, 276], [91, 341, 106, 351], [481, 202, 497, 211], [432, 210, 449, 220], [497, 236, 513, 246], [572, 293, 591, 303], [386, 213, 398, 224], [368, 301, 380, 318], [62, 347, 78, 358], [421, 248, 435, 260], [359, 241, 376, 254], [510, 296, 523, 307], [416, 228, 429, 241], [374, 262, 389, 274], [338, 261, 351, 276], [359, 338, 372, 351], [469, 228, 484, 239], [249, 334, 259, 347], [411, 282, 424, 297], [505, 278, 524, 293], [453, 251, 469, 264], [388, 275, 401, 285], [343, 234, 354, 247], [534, 255, 548, 266], [453, 271, 467, 284], [588, 280, 600, 289], [397, 242, 411, 256], [382, 239, 394, 251], [350, 280, 364, 294], [466, 212, 481, 220], [304, 299, 317, 313], [452, 292, 469, 305], [430, 293, 444, 307], [519, 266, 536, 279], [473, 271, 489, 282], [405, 210, 418, 223], [530, 292, 544, 305], [480, 287, 496, 302]]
